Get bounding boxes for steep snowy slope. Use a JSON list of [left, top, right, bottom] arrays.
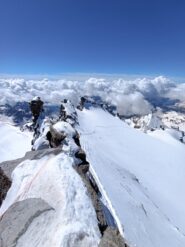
[[77, 108, 185, 247], [148, 128, 183, 145], [0, 120, 32, 162]]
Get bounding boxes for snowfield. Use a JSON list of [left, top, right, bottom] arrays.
[[77, 108, 185, 247], [0, 121, 32, 163]]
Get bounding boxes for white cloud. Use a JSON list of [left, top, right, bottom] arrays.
[[0, 76, 184, 116], [108, 92, 152, 116], [166, 83, 185, 102]]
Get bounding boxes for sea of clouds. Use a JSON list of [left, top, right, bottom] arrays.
[[0, 76, 184, 116]]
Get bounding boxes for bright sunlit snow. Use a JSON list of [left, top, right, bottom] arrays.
[[77, 108, 185, 247], [0, 121, 32, 162]]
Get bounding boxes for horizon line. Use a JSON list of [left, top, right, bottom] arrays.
[[0, 72, 185, 82]]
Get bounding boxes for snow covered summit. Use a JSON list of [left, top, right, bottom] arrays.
[[0, 101, 127, 247]]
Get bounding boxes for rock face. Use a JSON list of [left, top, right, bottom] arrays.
[[75, 149, 87, 160], [75, 163, 107, 233], [99, 227, 126, 247], [0, 168, 11, 207], [0, 198, 53, 247], [47, 126, 66, 148]]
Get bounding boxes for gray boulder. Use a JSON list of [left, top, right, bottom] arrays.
[[75, 149, 87, 161], [0, 198, 54, 247]]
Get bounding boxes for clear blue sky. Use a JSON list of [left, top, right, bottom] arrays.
[[0, 0, 185, 76]]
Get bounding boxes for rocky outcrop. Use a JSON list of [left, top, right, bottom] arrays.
[[74, 137, 127, 246], [75, 163, 107, 232], [75, 159, 128, 247], [0, 168, 11, 207], [46, 126, 66, 148], [99, 227, 126, 247], [75, 148, 87, 161], [0, 198, 53, 247]]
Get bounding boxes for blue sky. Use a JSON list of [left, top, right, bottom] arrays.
[[0, 0, 185, 76]]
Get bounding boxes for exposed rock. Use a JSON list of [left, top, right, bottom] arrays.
[[77, 163, 89, 174], [99, 227, 126, 247], [88, 172, 100, 194], [0, 168, 11, 207], [47, 126, 66, 148], [75, 149, 87, 161], [74, 165, 107, 234], [0, 198, 54, 247], [74, 149, 122, 239], [73, 132, 81, 147]]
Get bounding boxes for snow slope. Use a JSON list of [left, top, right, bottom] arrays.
[[77, 108, 185, 247], [148, 129, 182, 146], [0, 121, 32, 163], [0, 152, 100, 247]]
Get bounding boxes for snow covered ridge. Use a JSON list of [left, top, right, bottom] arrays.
[[1, 96, 185, 247], [0, 76, 185, 116], [0, 103, 127, 247]]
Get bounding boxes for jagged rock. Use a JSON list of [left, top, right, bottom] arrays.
[[75, 149, 86, 161], [77, 96, 87, 111], [77, 163, 89, 174], [74, 165, 107, 233], [0, 198, 54, 247], [0, 168, 11, 207], [73, 132, 81, 147], [47, 126, 66, 148], [90, 175, 100, 194], [99, 227, 126, 247], [75, 163, 120, 236]]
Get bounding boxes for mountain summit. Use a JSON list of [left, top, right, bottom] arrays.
[[0, 78, 185, 247]]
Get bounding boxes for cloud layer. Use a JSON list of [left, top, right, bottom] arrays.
[[0, 76, 184, 116]]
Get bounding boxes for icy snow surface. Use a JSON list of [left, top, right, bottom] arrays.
[[0, 121, 32, 162], [0, 153, 100, 247], [77, 108, 185, 247]]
